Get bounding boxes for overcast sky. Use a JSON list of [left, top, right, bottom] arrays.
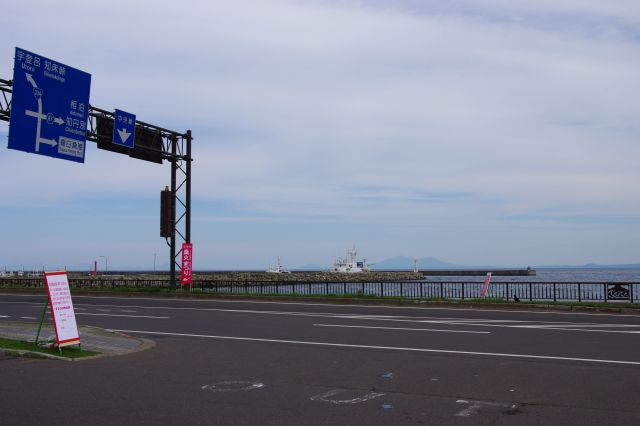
[[1, 0, 639, 270]]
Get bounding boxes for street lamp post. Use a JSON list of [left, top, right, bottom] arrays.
[[98, 256, 108, 275]]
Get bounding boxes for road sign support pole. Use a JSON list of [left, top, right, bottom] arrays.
[[170, 135, 178, 290], [185, 130, 192, 292], [186, 130, 192, 244]]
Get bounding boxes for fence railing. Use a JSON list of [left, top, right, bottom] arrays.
[[0, 278, 637, 303]]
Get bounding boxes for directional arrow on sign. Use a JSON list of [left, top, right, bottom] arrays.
[[26, 73, 38, 88], [25, 111, 65, 125], [117, 128, 131, 144], [112, 109, 136, 148], [39, 137, 58, 147]]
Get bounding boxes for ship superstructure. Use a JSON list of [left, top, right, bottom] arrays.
[[331, 246, 368, 273]]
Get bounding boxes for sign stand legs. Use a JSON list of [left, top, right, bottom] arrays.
[[34, 299, 48, 348], [34, 299, 62, 354]]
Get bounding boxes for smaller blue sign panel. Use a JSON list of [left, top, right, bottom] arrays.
[[113, 109, 136, 148], [8, 47, 91, 163]]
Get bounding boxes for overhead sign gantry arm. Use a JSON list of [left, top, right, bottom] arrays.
[[1, 73, 192, 289], [0, 78, 11, 123]]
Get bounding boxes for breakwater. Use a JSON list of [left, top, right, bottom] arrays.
[[65, 271, 425, 283], [419, 268, 536, 276]]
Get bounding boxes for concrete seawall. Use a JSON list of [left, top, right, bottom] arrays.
[[413, 269, 537, 276]]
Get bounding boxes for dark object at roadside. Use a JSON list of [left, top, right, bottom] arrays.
[[514, 295, 520, 303], [607, 284, 630, 301]]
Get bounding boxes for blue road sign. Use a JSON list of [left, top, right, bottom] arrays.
[[7, 47, 91, 163], [113, 109, 136, 148]]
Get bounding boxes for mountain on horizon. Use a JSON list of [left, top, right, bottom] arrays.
[[370, 256, 464, 270], [295, 263, 328, 271]]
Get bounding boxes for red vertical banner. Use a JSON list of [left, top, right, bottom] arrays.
[[480, 272, 492, 299], [180, 243, 193, 285]]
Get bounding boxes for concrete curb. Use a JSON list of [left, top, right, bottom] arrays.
[[0, 322, 155, 361]]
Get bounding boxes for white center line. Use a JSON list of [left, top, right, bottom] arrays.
[[10, 300, 640, 333], [313, 324, 490, 334], [511, 326, 640, 334], [76, 313, 169, 319], [20, 316, 37, 320], [109, 329, 640, 366]]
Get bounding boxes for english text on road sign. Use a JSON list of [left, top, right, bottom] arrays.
[[113, 109, 136, 148], [44, 271, 80, 346], [8, 47, 92, 163]]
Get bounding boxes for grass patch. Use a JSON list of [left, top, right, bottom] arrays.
[[199, 291, 412, 301], [468, 297, 510, 303], [72, 287, 169, 293], [0, 338, 99, 359]]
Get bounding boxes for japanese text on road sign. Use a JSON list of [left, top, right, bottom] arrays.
[[44, 271, 80, 346], [8, 47, 91, 163]]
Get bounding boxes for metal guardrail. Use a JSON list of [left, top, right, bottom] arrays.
[[0, 278, 637, 303]]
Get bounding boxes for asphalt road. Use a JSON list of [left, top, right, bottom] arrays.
[[1, 292, 639, 425]]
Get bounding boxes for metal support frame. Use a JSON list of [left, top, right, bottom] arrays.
[[0, 78, 192, 289], [0, 79, 11, 122]]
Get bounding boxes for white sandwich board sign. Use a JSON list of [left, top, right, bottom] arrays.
[[44, 271, 80, 347]]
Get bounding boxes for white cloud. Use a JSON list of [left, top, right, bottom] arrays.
[[1, 0, 639, 266]]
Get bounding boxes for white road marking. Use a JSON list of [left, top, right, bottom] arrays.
[[338, 315, 640, 333], [406, 319, 640, 334], [3, 293, 637, 318], [455, 399, 516, 417], [201, 381, 264, 392], [310, 389, 385, 404], [10, 300, 640, 333], [76, 313, 169, 319], [82, 305, 640, 331], [121, 310, 137, 313], [19, 316, 37, 319], [0, 315, 9, 318], [512, 327, 640, 334], [438, 319, 527, 323], [96, 309, 112, 312], [108, 329, 640, 366], [513, 323, 640, 328], [313, 324, 490, 334]]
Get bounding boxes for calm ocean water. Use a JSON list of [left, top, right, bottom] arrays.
[[204, 268, 639, 302], [423, 268, 640, 283]]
